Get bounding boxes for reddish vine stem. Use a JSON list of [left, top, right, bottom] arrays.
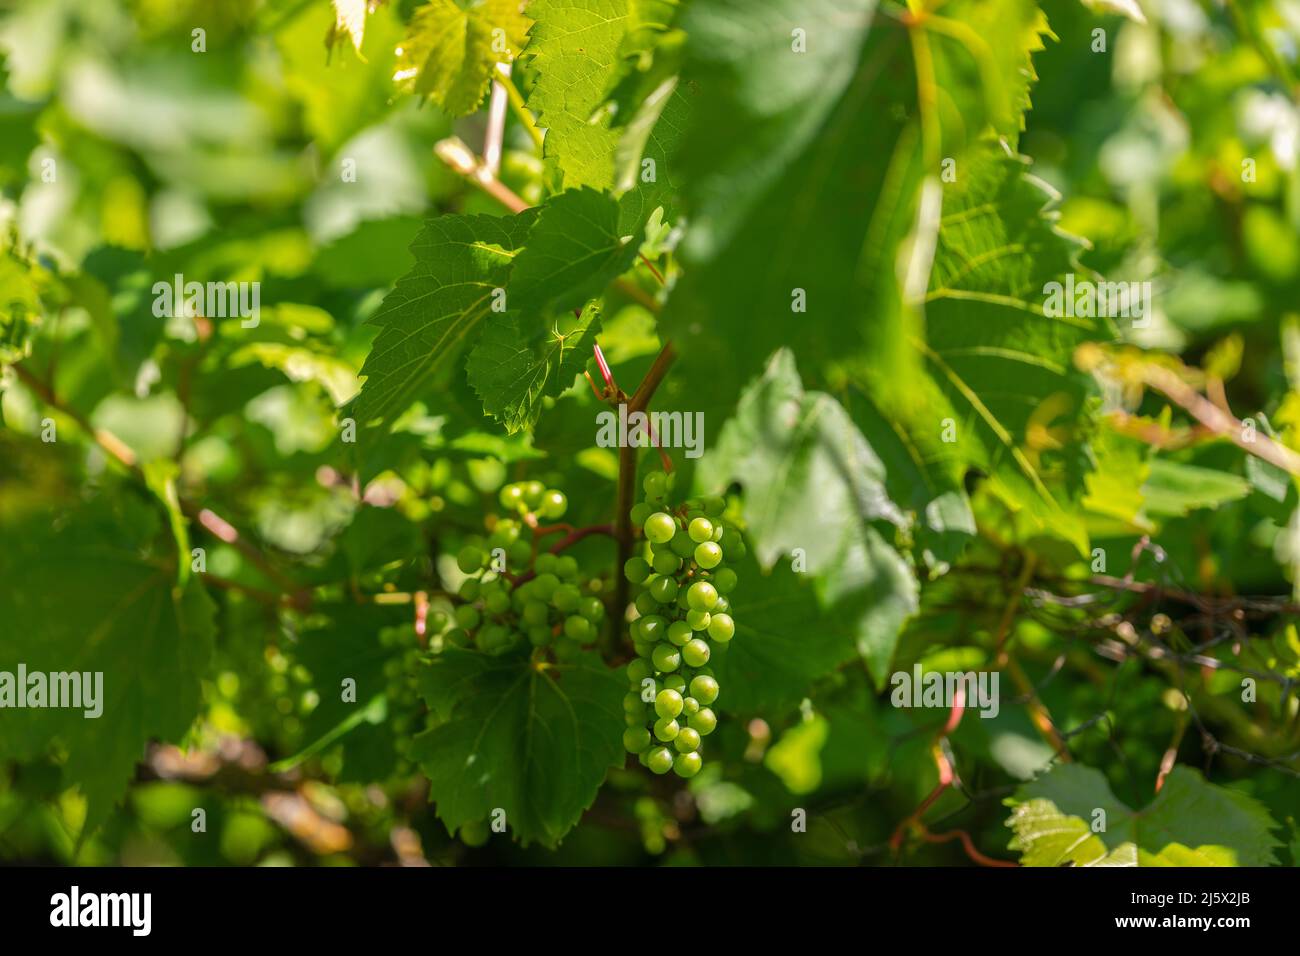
[[512, 524, 617, 587]]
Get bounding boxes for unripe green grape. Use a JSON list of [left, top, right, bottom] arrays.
[[485, 590, 511, 615], [653, 717, 680, 741], [623, 726, 652, 753], [674, 727, 701, 753], [535, 552, 559, 575], [688, 517, 714, 543], [652, 551, 682, 575], [527, 625, 553, 647], [623, 691, 645, 713], [652, 644, 681, 672], [644, 512, 676, 543], [682, 696, 700, 716], [521, 480, 545, 509], [670, 531, 697, 559], [489, 521, 519, 547], [499, 483, 524, 509], [673, 751, 702, 778], [703, 496, 725, 517], [626, 711, 645, 727], [552, 584, 580, 613], [689, 707, 717, 735], [627, 659, 652, 684], [713, 595, 730, 614], [564, 615, 593, 642], [647, 746, 674, 775], [555, 555, 579, 579], [667, 619, 693, 647], [655, 688, 684, 719], [579, 597, 604, 622], [455, 605, 481, 630], [707, 613, 734, 643], [633, 640, 654, 659], [445, 627, 470, 648], [634, 591, 659, 617], [689, 675, 719, 705], [457, 546, 484, 574], [694, 541, 722, 569], [711, 567, 737, 593], [649, 575, 679, 604], [664, 674, 686, 693], [630, 502, 653, 528], [540, 489, 568, 518], [682, 638, 710, 667], [687, 609, 711, 631], [687, 581, 718, 610], [523, 600, 549, 627], [532, 573, 559, 600], [624, 557, 651, 583], [428, 610, 449, 633], [507, 540, 532, 569], [643, 471, 668, 500], [638, 615, 667, 642]]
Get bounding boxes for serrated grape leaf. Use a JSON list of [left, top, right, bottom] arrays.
[[1082, 423, 1153, 532], [395, 0, 532, 117], [659, 0, 923, 413], [0, 494, 215, 837], [599, 0, 683, 129], [354, 212, 535, 427], [928, 0, 1053, 148], [507, 187, 638, 318], [467, 306, 602, 432], [1141, 459, 1251, 517], [918, 143, 1105, 554], [0, 245, 40, 365], [701, 349, 918, 686], [411, 648, 624, 847], [846, 384, 976, 569], [523, 0, 689, 231], [709, 552, 859, 711], [1006, 764, 1280, 866], [331, 0, 368, 53]]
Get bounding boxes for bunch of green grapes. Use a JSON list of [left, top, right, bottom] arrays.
[[620, 470, 743, 778], [442, 480, 606, 660]]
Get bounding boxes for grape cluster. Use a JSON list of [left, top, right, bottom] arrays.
[[621, 470, 743, 778], [443, 480, 606, 660]]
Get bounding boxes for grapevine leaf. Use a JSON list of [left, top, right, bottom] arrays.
[[1141, 459, 1251, 518], [523, 0, 689, 230], [0, 245, 40, 366], [0, 494, 215, 836], [928, 0, 1054, 147], [702, 349, 919, 686], [660, 0, 920, 411], [466, 306, 602, 432], [507, 186, 638, 318], [711, 552, 859, 711], [918, 143, 1105, 554], [354, 212, 535, 427], [412, 648, 625, 847], [1006, 764, 1281, 866], [599, 0, 683, 129], [395, 0, 532, 117], [331, 0, 369, 53]]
